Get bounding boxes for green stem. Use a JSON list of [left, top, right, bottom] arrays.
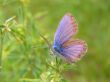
[[0, 31, 4, 71]]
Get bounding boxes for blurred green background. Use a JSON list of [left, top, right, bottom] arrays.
[[0, 0, 110, 82]]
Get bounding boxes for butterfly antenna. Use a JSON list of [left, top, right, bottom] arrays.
[[37, 31, 52, 50]]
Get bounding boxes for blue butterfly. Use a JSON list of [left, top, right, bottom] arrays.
[[39, 13, 87, 63]]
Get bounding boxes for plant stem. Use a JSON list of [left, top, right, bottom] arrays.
[[0, 31, 4, 71]]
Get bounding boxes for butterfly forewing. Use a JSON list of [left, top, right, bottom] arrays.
[[54, 13, 78, 45]]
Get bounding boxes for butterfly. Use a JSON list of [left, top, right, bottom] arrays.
[[39, 13, 87, 63]]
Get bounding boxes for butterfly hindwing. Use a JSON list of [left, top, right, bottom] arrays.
[[62, 39, 87, 62]]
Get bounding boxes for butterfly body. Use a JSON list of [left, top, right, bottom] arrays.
[[53, 42, 63, 53]]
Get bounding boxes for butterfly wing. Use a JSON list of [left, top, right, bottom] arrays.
[[54, 13, 78, 45], [61, 39, 87, 63], [53, 13, 87, 63]]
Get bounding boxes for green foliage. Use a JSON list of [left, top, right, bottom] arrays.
[[0, 0, 110, 82]]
